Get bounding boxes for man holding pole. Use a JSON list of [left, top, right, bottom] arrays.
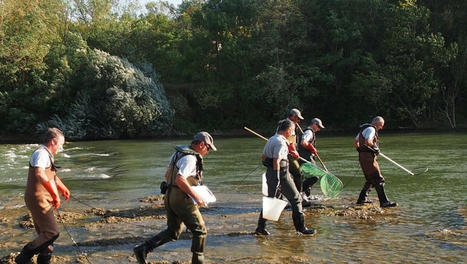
[[282, 108, 304, 194], [255, 119, 315, 236], [298, 118, 325, 198], [354, 116, 397, 208]]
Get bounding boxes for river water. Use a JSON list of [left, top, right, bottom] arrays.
[[0, 133, 466, 263]]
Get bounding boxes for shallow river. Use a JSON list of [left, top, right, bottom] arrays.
[[0, 133, 466, 263]]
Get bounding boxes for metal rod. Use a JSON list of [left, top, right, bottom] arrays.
[[379, 152, 415, 175]]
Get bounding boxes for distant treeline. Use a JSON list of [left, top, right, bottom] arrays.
[[1, 0, 466, 139]]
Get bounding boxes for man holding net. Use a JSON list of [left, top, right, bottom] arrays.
[[298, 118, 325, 199]]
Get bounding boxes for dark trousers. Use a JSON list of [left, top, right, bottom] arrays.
[[258, 166, 304, 225]]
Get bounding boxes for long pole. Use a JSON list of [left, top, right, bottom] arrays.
[[315, 154, 329, 172], [243, 126, 269, 141], [379, 152, 414, 175]]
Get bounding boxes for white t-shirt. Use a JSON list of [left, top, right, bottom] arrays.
[[29, 146, 51, 168], [263, 134, 289, 160], [168, 153, 197, 179], [302, 129, 314, 143], [355, 126, 376, 140]]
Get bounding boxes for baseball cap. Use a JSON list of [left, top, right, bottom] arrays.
[[194, 131, 217, 151], [290, 108, 304, 120], [311, 118, 324, 128]]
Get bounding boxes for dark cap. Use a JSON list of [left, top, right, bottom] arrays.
[[289, 108, 304, 120], [194, 131, 217, 151], [311, 118, 324, 128]]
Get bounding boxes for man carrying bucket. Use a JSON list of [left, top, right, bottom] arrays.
[[133, 132, 217, 264], [255, 119, 315, 236], [354, 116, 397, 208]]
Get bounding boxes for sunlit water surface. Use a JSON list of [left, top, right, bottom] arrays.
[[0, 133, 465, 263]]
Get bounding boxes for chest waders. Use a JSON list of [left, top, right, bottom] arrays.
[[255, 157, 315, 236], [16, 147, 60, 264], [355, 125, 397, 207], [134, 145, 206, 264], [297, 128, 316, 163]]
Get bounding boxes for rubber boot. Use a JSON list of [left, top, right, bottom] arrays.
[[192, 253, 204, 264], [15, 243, 35, 264], [37, 245, 53, 264], [356, 182, 373, 205], [133, 235, 167, 264], [37, 253, 52, 264], [374, 183, 397, 208], [254, 212, 270, 235], [293, 213, 316, 235]]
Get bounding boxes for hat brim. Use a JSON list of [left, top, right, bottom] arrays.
[[208, 143, 217, 151]]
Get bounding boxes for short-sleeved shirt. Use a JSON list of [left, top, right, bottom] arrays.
[[355, 126, 376, 141], [168, 153, 197, 179], [301, 128, 315, 143], [29, 146, 52, 168], [263, 134, 289, 160]]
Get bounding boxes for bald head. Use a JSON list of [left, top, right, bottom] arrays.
[[371, 116, 385, 131]]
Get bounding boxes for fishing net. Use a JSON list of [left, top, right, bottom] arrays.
[[300, 163, 343, 198]]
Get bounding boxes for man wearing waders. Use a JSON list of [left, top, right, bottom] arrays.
[[354, 116, 397, 208], [298, 118, 325, 199], [15, 128, 70, 264], [255, 119, 315, 236], [133, 132, 217, 264], [282, 108, 304, 195]]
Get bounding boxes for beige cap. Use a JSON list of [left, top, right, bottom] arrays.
[[194, 131, 217, 151], [311, 118, 324, 128], [290, 108, 304, 120]]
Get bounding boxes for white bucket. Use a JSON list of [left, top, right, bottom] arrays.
[[262, 172, 268, 196], [262, 196, 288, 221]]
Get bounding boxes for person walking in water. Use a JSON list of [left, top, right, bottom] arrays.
[[133, 132, 217, 264], [15, 128, 70, 264], [298, 118, 325, 198], [354, 116, 397, 208], [282, 108, 304, 194], [255, 119, 315, 236]]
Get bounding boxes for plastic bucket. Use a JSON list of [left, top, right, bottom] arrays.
[[262, 172, 268, 196], [262, 196, 288, 221]]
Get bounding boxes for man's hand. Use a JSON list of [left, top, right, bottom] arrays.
[[57, 184, 70, 200], [287, 143, 299, 158], [195, 197, 207, 207], [43, 180, 61, 209], [306, 142, 318, 155]]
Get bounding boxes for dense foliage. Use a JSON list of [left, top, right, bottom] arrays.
[[1, 0, 466, 139]]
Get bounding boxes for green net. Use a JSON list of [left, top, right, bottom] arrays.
[[300, 162, 329, 178], [300, 163, 343, 198]]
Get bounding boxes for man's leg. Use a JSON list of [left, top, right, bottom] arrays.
[[134, 193, 183, 264], [356, 181, 373, 204], [279, 170, 315, 235]]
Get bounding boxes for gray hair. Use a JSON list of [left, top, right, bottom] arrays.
[[42, 128, 64, 144], [277, 119, 295, 132], [372, 116, 385, 124]]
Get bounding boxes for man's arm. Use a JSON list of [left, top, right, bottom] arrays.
[[35, 167, 60, 209], [273, 158, 280, 171], [175, 174, 206, 206], [55, 176, 70, 200]]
